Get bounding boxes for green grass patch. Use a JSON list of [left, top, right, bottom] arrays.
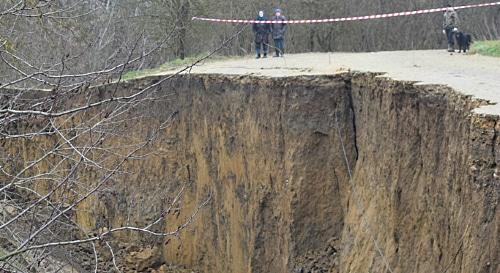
[[122, 53, 229, 81], [471, 40, 500, 57]]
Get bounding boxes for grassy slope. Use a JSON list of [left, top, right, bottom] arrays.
[[471, 40, 500, 57]]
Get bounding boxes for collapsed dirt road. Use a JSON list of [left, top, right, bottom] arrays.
[[163, 50, 500, 114], [138, 61, 499, 273], [5, 50, 497, 273]]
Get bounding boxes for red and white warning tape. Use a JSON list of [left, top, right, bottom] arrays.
[[192, 1, 500, 24]]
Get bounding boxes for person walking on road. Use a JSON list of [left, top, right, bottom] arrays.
[[443, 4, 460, 52], [271, 8, 287, 57], [253, 11, 271, 58]]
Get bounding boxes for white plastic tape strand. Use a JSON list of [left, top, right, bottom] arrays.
[[192, 1, 500, 24]]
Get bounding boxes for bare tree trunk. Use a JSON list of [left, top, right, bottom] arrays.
[[177, 0, 190, 60]]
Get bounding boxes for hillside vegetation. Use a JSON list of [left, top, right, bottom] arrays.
[[472, 40, 500, 57]]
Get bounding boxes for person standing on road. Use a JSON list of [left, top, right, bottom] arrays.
[[253, 11, 271, 59], [443, 4, 460, 52], [271, 8, 287, 57]]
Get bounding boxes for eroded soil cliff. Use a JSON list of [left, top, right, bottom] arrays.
[[1, 73, 498, 273]]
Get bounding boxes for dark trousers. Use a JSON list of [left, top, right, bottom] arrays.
[[445, 27, 455, 46], [256, 42, 268, 56], [274, 39, 284, 56]]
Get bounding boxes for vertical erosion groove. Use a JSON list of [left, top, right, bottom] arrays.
[[345, 77, 359, 161]]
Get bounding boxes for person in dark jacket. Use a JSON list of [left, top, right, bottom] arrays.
[[271, 8, 287, 57], [253, 11, 271, 58], [443, 4, 460, 52]]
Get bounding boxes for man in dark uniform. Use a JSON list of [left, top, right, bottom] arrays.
[[253, 11, 271, 58], [271, 8, 287, 57]]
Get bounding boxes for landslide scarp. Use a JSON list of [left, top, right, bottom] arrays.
[[0, 72, 498, 273]]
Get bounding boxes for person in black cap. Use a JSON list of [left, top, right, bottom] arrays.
[[253, 10, 271, 58], [271, 8, 287, 57]]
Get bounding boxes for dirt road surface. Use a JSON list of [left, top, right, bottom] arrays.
[[162, 50, 500, 115]]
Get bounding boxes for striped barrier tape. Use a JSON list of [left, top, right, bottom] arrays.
[[192, 1, 500, 24]]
